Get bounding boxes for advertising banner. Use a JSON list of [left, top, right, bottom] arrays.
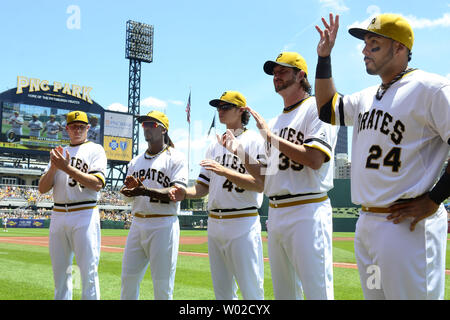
[[7, 219, 46, 228]]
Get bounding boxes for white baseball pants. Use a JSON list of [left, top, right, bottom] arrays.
[[121, 215, 180, 300], [49, 208, 101, 300], [207, 216, 264, 300], [267, 199, 334, 300], [355, 205, 448, 299]]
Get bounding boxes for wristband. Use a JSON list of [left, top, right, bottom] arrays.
[[428, 171, 450, 205], [316, 55, 332, 79]]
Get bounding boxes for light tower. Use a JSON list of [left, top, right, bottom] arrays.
[[105, 21, 154, 190], [125, 20, 154, 157]]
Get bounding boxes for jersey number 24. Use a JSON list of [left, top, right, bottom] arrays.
[[366, 145, 401, 172]]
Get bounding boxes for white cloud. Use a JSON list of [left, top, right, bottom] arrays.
[[319, 0, 349, 13], [106, 102, 128, 112], [348, 7, 450, 30], [405, 13, 450, 29], [446, 73, 450, 79], [140, 96, 168, 110], [168, 100, 184, 106]]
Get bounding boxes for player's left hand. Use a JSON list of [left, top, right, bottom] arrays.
[[217, 130, 243, 155], [200, 159, 227, 176], [386, 194, 440, 231], [120, 177, 147, 197], [244, 106, 272, 142]]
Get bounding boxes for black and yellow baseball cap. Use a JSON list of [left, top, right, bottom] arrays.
[[263, 52, 308, 76], [137, 110, 169, 130], [66, 111, 89, 125], [209, 91, 247, 108], [349, 13, 414, 50]]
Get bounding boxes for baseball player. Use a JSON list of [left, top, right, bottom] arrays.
[[8, 111, 24, 140], [222, 53, 338, 300], [2, 216, 8, 232], [315, 13, 450, 299], [170, 91, 266, 300], [38, 110, 107, 300], [87, 116, 101, 144], [42, 114, 62, 139], [120, 111, 187, 300], [28, 114, 43, 138]]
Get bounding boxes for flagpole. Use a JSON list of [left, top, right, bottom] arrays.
[[188, 115, 191, 181], [187, 88, 191, 181]]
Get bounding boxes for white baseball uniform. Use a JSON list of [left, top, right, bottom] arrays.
[[61, 121, 70, 141], [321, 69, 450, 299], [45, 141, 107, 300], [264, 96, 337, 300], [121, 146, 188, 300], [197, 129, 265, 300], [9, 114, 23, 135], [44, 120, 61, 139], [88, 125, 101, 144], [28, 119, 43, 137], [3, 217, 7, 231]]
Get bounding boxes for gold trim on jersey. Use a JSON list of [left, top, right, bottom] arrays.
[[91, 172, 106, 187], [361, 206, 391, 213], [269, 195, 328, 208], [208, 212, 258, 219], [331, 92, 339, 125], [53, 205, 97, 212], [304, 144, 332, 162], [282, 96, 313, 114]]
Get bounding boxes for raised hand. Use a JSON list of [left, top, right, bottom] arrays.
[[50, 146, 70, 171], [315, 13, 340, 57], [217, 130, 242, 155]]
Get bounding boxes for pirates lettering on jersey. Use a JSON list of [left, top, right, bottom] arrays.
[[214, 154, 246, 173], [279, 126, 304, 145], [276, 127, 304, 171], [357, 108, 405, 145], [132, 168, 171, 188]]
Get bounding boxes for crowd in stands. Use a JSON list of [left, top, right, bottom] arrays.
[[0, 185, 131, 221]]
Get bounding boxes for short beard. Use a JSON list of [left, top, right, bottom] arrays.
[[275, 77, 296, 93]]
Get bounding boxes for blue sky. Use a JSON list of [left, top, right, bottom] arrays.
[[1, 0, 450, 179]]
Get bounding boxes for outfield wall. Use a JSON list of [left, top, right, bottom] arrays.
[[6, 216, 359, 232]]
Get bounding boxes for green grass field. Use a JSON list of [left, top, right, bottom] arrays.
[[0, 228, 449, 300]]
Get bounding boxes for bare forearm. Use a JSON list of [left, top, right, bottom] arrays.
[[38, 167, 57, 194], [144, 187, 172, 202], [63, 166, 104, 192], [184, 184, 209, 199], [221, 167, 263, 193], [315, 78, 337, 113], [268, 134, 326, 170]]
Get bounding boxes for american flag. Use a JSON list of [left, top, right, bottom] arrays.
[[185, 91, 191, 123]]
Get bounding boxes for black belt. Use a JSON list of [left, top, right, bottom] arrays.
[[54, 200, 97, 207], [210, 206, 257, 213], [268, 192, 321, 201]]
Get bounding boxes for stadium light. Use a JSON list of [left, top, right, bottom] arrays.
[[125, 20, 154, 63]]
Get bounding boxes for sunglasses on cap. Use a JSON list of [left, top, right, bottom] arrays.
[[141, 121, 161, 128], [216, 104, 236, 111]]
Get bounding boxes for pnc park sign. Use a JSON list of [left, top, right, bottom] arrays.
[[16, 75, 93, 104]]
